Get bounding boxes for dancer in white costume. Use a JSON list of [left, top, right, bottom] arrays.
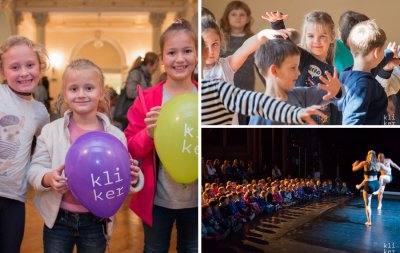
[[377, 153, 400, 210]]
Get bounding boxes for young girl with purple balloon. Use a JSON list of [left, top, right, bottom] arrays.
[[124, 19, 198, 252], [28, 59, 144, 253]]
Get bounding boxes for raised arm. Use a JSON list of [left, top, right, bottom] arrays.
[[352, 160, 365, 172], [388, 159, 400, 171], [201, 79, 325, 125], [376, 67, 400, 97], [228, 29, 290, 73], [376, 43, 400, 96], [262, 11, 288, 30]]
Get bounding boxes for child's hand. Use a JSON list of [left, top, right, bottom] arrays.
[[300, 105, 326, 125], [383, 42, 400, 71], [352, 160, 360, 167], [42, 165, 69, 194], [318, 69, 342, 100], [262, 11, 288, 23], [144, 106, 162, 138], [130, 158, 140, 186], [257, 29, 291, 41]]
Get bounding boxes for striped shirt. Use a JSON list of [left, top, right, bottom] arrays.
[[201, 79, 305, 125]]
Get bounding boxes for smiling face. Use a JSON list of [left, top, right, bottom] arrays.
[[305, 23, 334, 62], [63, 68, 104, 117], [1, 44, 40, 98], [160, 30, 197, 83], [274, 55, 301, 91]]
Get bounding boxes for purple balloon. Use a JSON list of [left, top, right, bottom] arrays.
[[64, 131, 131, 218]]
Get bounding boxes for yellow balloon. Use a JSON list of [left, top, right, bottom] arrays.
[[154, 93, 198, 184]]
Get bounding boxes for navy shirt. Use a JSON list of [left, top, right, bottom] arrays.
[[339, 70, 387, 125]]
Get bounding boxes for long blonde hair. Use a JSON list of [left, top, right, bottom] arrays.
[[57, 59, 111, 118], [300, 11, 336, 65], [366, 150, 378, 171]]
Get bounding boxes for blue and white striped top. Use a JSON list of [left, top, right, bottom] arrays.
[[201, 79, 305, 125]]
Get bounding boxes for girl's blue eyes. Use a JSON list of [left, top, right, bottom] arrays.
[[10, 63, 36, 70], [69, 86, 94, 92], [307, 35, 328, 39]]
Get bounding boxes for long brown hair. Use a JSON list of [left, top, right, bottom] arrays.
[[220, 1, 254, 36], [129, 52, 158, 72]]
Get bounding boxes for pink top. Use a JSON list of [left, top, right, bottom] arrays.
[[60, 116, 103, 212]]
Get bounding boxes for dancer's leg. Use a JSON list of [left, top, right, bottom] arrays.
[[377, 175, 390, 209], [363, 190, 372, 226]]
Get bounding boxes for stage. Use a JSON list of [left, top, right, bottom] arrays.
[[203, 195, 400, 253]]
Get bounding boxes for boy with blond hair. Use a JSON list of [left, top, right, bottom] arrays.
[[339, 20, 395, 124]]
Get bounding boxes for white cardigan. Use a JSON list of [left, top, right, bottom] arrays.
[[28, 111, 144, 234]]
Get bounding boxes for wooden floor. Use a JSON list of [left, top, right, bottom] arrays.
[[21, 187, 177, 253]]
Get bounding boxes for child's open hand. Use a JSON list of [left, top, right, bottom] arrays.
[[262, 11, 288, 23], [130, 158, 140, 186], [318, 69, 342, 101], [257, 29, 291, 41], [42, 165, 69, 194], [383, 42, 400, 71], [299, 105, 326, 125], [144, 106, 162, 138]]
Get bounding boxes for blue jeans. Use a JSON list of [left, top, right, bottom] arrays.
[[143, 205, 198, 253], [43, 209, 107, 253], [0, 197, 25, 253]]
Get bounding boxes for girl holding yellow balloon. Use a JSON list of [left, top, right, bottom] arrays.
[[124, 19, 198, 253]]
